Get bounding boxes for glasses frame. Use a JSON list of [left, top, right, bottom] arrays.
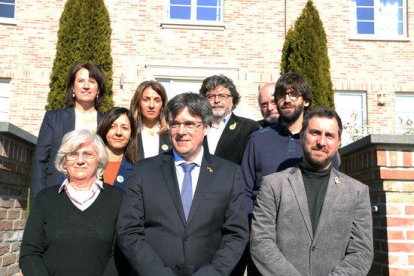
[[205, 93, 233, 101], [275, 91, 302, 102], [168, 121, 204, 132], [66, 151, 96, 161]]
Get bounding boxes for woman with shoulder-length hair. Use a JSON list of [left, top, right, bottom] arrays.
[[97, 107, 137, 190], [130, 80, 171, 160], [20, 129, 122, 276], [30, 62, 107, 204]]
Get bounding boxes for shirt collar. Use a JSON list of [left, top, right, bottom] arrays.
[[211, 113, 232, 129], [58, 178, 104, 193], [173, 147, 204, 167]]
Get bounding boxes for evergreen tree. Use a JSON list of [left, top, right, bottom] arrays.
[[46, 0, 114, 111], [281, 0, 334, 108]]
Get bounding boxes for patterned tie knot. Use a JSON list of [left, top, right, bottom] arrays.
[[181, 162, 196, 173]]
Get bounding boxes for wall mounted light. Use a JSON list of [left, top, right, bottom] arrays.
[[377, 93, 385, 106], [119, 74, 125, 89]]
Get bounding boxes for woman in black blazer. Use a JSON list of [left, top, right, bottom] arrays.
[[130, 80, 171, 161], [30, 63, 106, 204]]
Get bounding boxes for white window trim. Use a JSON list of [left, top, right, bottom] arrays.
[[349, 0, 408, 41], [0, 0, 17, 24], [161, 0, 225, 30]]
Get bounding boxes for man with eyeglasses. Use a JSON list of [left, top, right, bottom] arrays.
[[199, 75, 260, 165], [117, 93, 248, 276], [257, 82, 279, 128]]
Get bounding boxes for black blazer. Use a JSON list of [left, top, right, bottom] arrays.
[[204, 113, 260, 165], [136, 132, 171, 161], [116, 151, 249, 276], [30, 108, 103, 203]]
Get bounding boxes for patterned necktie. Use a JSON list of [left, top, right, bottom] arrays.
[[180, 162, 196, 220]]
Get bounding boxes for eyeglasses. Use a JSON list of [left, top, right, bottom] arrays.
[[205, 93, 232, 101], [66, 151, 96, 161], [168, 121, 203, 132], [275, 90, 302, 102], [260, 101, 276, 109]]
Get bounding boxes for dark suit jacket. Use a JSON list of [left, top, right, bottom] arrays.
[[30, 107, 103, 203], [250, 167, 373, 276], [116, 151, 249, 276], [204, 113, 259, 165], [111, 157, 133, 191], [137, 132, 172, 161]]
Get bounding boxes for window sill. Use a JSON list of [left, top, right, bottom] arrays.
[[0, 18, 17, 25], [160, 20, 225, 31], [349, 35, 410, 42]]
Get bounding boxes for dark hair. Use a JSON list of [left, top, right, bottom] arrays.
[[97, 107, 138, 163], [301, 107, 343, 138], [130, 80, 168, 135], [199, 74, 240, 109], [65, 63, 106, 109], [166, 93, 213, 125], [274, 72, 313, 111]]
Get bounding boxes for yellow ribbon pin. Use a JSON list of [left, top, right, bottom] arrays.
[[229, 122, 237, 130]]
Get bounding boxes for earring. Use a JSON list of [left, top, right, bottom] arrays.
[[96, 92, 99, 99], [72, 93, 75, 98]]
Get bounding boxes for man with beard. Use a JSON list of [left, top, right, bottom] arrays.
[[199, 75, 259, 165], [242, 72, 315, 219], [250, 107, 373, 275], [257, 82, 279, 128]]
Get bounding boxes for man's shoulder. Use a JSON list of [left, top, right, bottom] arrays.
[[232, 114, 260, 128], [250, 124, 280, 140], [208, 153, 241, 170], [333, 169, 368, 191]]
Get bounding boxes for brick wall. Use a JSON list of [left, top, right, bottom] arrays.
[[0, 123, 36, 276], [1, 1, 413, 137], [340, 134, 414, 275]]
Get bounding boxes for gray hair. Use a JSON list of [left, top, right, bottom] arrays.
[[166, 92, 213, 125], [55, 129, 108, 178]]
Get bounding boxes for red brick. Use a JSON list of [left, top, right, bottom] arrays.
[[13, 220, 26, 230], [389, 151, 398, 167], [406, 206, 414, 215], [0, 245, 9, 256], [0, 253, 16, 267], [0, 221, 13, 231], [6, 210, 21, 220], [389, 268, 414, 276], [386, 205, 404, 215], [402, 150, 412, 167], [388, 230, 404, 240], [407, 231, 414, 240], [388, 242, 414, 253], [387, 217, 414, 227], [377, 150, 387, 166], [381, 169, 414, 180]]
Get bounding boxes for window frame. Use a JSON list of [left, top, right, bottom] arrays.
[[0, 0, 16, 24], [395, 92, 414, 134], [161, 0, 225, 30], [349, 0, 408, 41]]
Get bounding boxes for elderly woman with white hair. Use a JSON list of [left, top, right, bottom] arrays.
[[20, 129, 122, 275]]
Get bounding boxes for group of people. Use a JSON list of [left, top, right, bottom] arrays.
[[19, 62, 374, 276]]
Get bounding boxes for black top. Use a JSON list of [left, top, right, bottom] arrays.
[[20, 184, 122, 276], [299, 162, 331, 235]]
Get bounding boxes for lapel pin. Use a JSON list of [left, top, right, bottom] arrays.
[[229, 122, 237, 130], [334, 176, 340, 185], [207, 166, 213, 173], [161, 144, 169, 151], [117, 175, 124, 183]]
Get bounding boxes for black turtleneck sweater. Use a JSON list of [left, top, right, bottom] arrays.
[[299, 162, 331, 236]]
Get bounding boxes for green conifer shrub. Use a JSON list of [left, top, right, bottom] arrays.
[[281, 0, 334, 109]]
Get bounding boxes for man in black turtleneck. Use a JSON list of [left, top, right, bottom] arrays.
[[250, 107, 373, 276]]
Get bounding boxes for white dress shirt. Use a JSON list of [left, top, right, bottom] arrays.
[[173, 148, 203, 197], [59, 178, 103, 211], [207, 113, 231, 154]]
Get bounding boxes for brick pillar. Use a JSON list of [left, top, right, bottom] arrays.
[[0, 122, 36, 276], [340, 134, 414, 276]]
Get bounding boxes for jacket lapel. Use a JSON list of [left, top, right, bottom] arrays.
[[159, 134, 171, 154], [288, 168, 313, 239], [186, 153, 214, 226], [137, 133, 145, 161], [313, 169, 341, 239], [215, 113, 238, 153], [63, 108, 76, 134], [161, 153, 186, 225]]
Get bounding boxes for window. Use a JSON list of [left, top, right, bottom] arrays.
[[395, 93, 414, 134], [334, 92, 367, 145], [164, 0, 223, 27], [158, 79, 202, 100], [350, 0, 407, 39], [0, 0, 15, 23], [0, 78, 11, 122]]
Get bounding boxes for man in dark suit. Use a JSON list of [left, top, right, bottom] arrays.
[[250, 107, 373, 275], [117, 93, 249, 276], [199, 75, 259, 165]]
